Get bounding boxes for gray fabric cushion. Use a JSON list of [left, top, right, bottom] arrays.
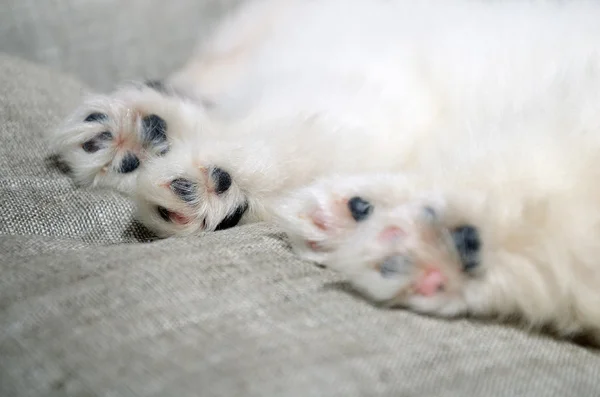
[[2, 54, 600, 397], [0, 0, 241, 91]]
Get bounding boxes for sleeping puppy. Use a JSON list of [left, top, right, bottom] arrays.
[[53, 0, 600, 341]]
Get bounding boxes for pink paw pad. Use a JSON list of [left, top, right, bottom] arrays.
[[378, 226, 406, 242], [414, 268, 446, 296], [309, 208, 330, 231]]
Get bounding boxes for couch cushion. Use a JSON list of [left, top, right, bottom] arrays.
[[1, 54, 600, 397], [0, 0, 242, 91]]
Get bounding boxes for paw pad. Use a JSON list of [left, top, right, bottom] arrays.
[[211, 168, 232, 194], [415, 268, 447, 296], [118, 152, 140, 173], [170, 178, 197, 202], [451, 225, 481, 272], [380, 255, 412, 278], [156, 206, 192, 225], [142, 114, 167, 144], [421, 206, 439, 224], [157, 206, 171, 222], [348, 196, 373, 222], [81, 131, 112, 153], [84, 112, 108, 123], [215, 202, 248, 231], [378, 226, 406, 242]]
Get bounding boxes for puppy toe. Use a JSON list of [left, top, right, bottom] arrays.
[[170, 178, 198, 203], [451, 225, 481, 272]]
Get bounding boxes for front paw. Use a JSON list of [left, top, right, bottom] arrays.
[[134, 140, 249, 237], [51, 81, 202, 194]]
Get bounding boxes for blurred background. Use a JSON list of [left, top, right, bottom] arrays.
[[0, 0, 242, 90]]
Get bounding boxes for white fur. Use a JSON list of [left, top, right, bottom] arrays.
[[53, 0, 600, 340]]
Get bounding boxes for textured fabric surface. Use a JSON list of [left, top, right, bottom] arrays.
[[2, 53, 600, 396], [0, 0, 241, 91]]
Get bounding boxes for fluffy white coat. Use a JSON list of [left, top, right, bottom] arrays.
[[54, 0, 600, 341]]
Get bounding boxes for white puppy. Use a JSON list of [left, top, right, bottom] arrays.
[[54, 0, 600, 341]]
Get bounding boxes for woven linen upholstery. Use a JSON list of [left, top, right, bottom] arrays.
[[1, 1, 600, 395]]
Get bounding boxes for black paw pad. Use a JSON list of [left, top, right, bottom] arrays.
[[215, 202, 248, 231], [81, 131, 112, 153], [142, 114, 168, 146], [170, 178, 197, 203], [118, 152, 140, 173], [211, 168, 232, 194], [84, 112, 108, 123], [348, 196, 373, 222], [380, 255, 412, 278], [451, 225, 481, 272], [81, 140, 100, 153], [422, 206, 438, 223], [157, 206, 171, 222]]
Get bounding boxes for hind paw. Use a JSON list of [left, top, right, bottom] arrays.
[[277, 174, 482, 317]]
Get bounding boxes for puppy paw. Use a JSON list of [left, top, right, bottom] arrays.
[[277, 175, 481, 318], [274, 174, 403, 263], [51, 81, 204, 194], [134, 140, 250, 237]]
